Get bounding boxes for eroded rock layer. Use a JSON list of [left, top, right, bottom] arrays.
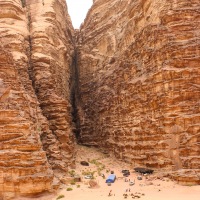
[[0, 0, 53, 198], [77, 0, 200, 184], [0, 0, 75, 198], [27, 0, 75, 176]]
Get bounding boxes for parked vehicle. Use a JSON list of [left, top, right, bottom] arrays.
[[106, 174, 116, 183], [80, 161, 89, 166], [84, 175, 93, 179], [129, 181, 135, 186], [122, 170, 130, 174], [123, 170, 130, 177], [134, 167, 154, 175], [123, 173, 130, 177]]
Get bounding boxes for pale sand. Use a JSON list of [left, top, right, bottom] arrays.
[[52, 145, 200, 200]]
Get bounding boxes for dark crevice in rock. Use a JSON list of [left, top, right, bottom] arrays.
[[70, 43, 81, 142], [21, 0, 26, 7]]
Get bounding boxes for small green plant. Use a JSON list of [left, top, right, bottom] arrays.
[[82, 170, 93, 176], [68, 170, 76, 177], [77, 185, 80, 188], [37, 126, 41, 133], [97, 164, 105, 174], [66, 187, 73, 191], [91, 171, 96, 178], [56, 194, 65, 199], [70, 180, 76, 185], [89, 159, 97, 164], [90, 159, 103, 167]]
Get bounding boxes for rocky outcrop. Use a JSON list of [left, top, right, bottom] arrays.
[[0, 0, 199, 198], [27, 0, 75, 176], [77, 0, 200, 185], [0, 0, 75, 199], [0, 0, 53, 198]]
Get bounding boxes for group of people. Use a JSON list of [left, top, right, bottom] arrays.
[[125, 188, 131, 192], [108, 190, 115, 196], [125, 178, 131, 182]]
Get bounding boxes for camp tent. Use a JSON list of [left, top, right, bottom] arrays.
[[106, 174, 116, 183]]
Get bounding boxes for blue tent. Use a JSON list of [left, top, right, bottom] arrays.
[[106, 174, 116, 183]]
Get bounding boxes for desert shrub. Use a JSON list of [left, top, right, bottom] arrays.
[[82, 170, 94, 176], [66, 188, 73, 191], [90, 159, 103, 167], [56, 194, 65, 199], [97, 164, 105, 174], [70, 180, 76, 185], [68, 170, 76, 177]]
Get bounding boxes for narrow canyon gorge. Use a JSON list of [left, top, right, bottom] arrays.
[[0, 0, 199, 199]]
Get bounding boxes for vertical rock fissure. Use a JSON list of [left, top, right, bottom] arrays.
[[70, 43, 81, 142], [21, 0, 26, 7], [26, 5, 33, 80], [1, 1, 199, 198]]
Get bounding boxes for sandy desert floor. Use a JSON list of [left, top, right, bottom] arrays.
[[50, 145, 200, 200]]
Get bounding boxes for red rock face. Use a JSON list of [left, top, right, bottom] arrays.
[[0, 0, 199, 197], [77, 0, 200, 185], [0, 1, 53, 198], [0, 0, 75, 198], [27, 0, 75, 176]]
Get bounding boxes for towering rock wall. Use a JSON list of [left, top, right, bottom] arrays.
[[77, 0, 200, 184], [27, 0, 75, 177], [0, 0, 53, 198], [0, 0, 199, 198], [0, 0, 75, 198]]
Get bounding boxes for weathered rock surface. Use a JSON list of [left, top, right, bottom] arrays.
[[0, 0, 199, 197], [0, 1, 53, 198], [77, 0, 200, 185], [0, 0, 75, 198], [27, 0, 75, 176]]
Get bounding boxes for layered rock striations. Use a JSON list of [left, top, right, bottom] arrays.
[[0, 0, 199, 198], [0, 0, 53, 198], [77, 0, 200, 185], [27, 0, 75, 177], [0, 0, 75, 198]]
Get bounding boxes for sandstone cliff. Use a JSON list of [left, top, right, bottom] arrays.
[[27, 0, 75, 177], [0, 0, 75, 199], [77, 0, 200, 185], [0, 0, 199, 198]]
